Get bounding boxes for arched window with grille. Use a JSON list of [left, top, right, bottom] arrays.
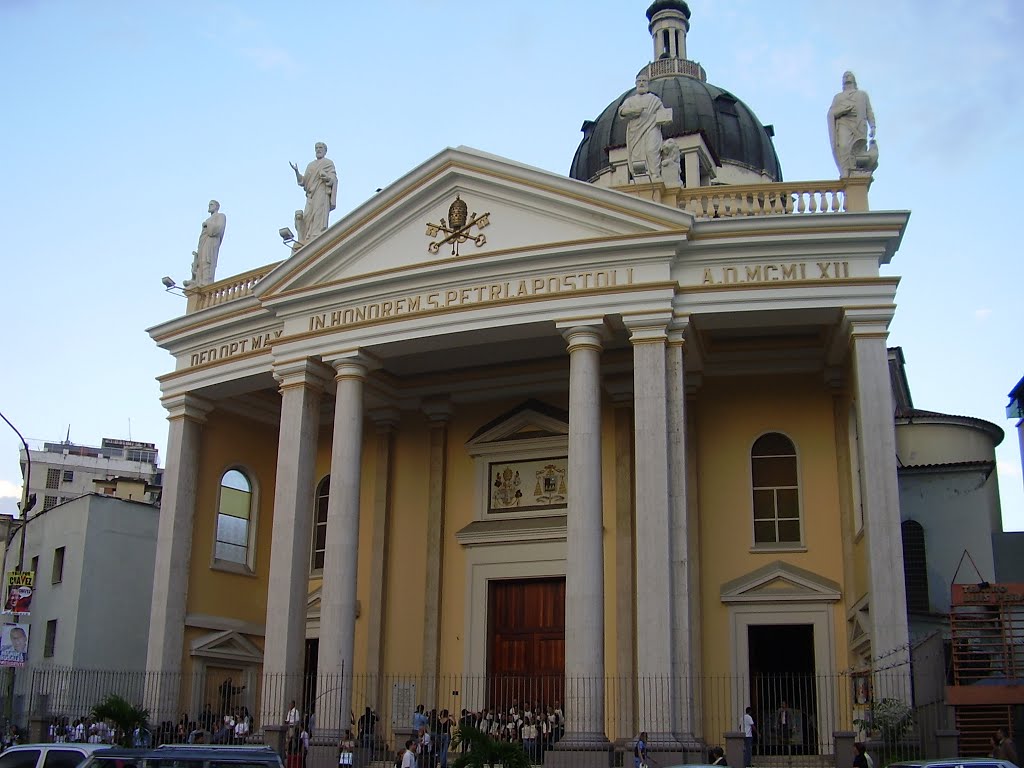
[[901, 519, 930, 613], [751, 432, 802, 546], [311, 475, 330, 572], [214, 468, 257, 571]]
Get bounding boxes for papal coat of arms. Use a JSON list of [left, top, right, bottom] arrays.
[[492, 466, 523, 508], [425, 195, 491, 256]]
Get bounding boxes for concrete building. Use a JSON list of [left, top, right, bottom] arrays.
[[144, 1, 921, 760], [8, 493, 159, 670], [891, 348, 1006, 636], [20, 437, 161, 513]]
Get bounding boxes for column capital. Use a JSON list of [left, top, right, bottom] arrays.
[[827, 307, 895, 365], [667, 314, 691, 347], [560, 324, 607, 353], [322, 348, 380, 376], [161, 394, 214, 423], [369, 407, 401, 432], [273, 358, 335, 392], [421, 399, 453, 425], [605, 374, 634, 407], [624, 310, 673, 344]]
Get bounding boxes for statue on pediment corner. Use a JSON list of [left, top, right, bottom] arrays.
[[290, 141, 338, 242], [184, 199, 226, 288], [828, 71, 878, 178]]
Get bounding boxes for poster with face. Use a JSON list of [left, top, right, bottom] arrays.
[[0, 623, 29, 667], [4, 571, 34, 615]]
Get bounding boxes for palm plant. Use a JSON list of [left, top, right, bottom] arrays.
[[450, 724, 531, 768], [91, 693, 150, 746]]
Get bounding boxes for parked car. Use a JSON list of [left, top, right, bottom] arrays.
[[0, 743, 110, 768], [889, 760, 1018, 768], [80, 745, 284, 768]]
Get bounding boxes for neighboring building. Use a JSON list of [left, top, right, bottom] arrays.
[[20, 437, 161, 512], [891, 347, 1006, 638], [145, 2, 917, 759], [8, 493, 159, 669], [889, 348, 1024, 753], [1008, 375, 1024, 489]]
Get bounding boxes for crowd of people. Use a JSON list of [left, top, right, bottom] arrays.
[[43, 717, 151, 746], [390, 700, 566, 768]]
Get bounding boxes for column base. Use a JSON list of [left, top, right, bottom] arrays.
[[545, 737, 612, 768], [554, 731, 611, 750]]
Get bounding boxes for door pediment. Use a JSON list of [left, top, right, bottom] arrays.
[[190, 630, 264, 663], [721, 561, 841, 603], [256, 146, 691, 302]]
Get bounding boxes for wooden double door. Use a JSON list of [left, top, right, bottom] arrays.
[[488, 577, 565, 710]]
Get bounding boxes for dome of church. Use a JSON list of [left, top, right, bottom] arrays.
[[569, 1, 782, 184]]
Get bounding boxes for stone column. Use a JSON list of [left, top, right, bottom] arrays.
[[559, 325, 607, 748], [317, 358, 368, 736], [607, 378, 636, 736], [365, 409, 399, 711], [849, 319, 910, 692], [666, 328, 697, 746], [629, 321, 677, 746], [262, 360, 331, 725], [421, 401, 452, 707], [146, 394, 212, 722]]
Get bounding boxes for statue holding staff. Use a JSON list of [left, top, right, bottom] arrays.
[[290, 141, 338, 242]]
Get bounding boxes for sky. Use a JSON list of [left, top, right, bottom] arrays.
[[1, 0, 1022, 529]]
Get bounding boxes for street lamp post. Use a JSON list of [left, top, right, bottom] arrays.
[[0, 410, 37, 726], [0, 410, 35, 572]]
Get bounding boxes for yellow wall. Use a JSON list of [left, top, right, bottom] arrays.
[[182, 372, 864, 681], [187, 412, 279, 640], [696, 374, 848, 677]]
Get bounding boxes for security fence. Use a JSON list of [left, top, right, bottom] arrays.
[[3, 664, 970, 766]]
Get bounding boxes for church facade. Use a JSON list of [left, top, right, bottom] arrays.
[[146, 1, 910, 756]]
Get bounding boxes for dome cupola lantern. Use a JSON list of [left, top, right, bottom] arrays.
[[647, 0, 691, 62], [569, 1, 782, 186]]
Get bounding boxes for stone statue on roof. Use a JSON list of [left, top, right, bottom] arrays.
[[619, 73, 673, 182], [185, 200, 226, 287], [290, 141, 338, 242], [828, 71, 878, 178]]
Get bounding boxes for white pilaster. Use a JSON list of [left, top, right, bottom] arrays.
[[146, 394, 212, 720], [849, 317, 910, 687], [421, 400, 452, 707], [629, 320, 677, 745], [365, 408, 399, 710], [317, 357, 368, 735], [666, 327, 696, 744], [261, 359, 331, 724], [559, 324, 607, 747]]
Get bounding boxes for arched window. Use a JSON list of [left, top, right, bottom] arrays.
[[215, 469, 254, 567], [751, 433, 801, 545], [311, 475, 330, 572], [901, 520, 930, 613]]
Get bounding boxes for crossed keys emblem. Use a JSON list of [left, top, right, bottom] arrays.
[[425, 195, 491, 255]]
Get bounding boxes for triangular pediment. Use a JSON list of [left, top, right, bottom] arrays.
[[466, 399, 569, 455], [190, 630, 264, 663], [307, 587, 321, 619], [721, 561, 841, 603], [256, 146, 690, 301]]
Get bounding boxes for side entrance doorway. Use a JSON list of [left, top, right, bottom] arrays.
[[748, 624, 818, 755], [488, 577, 565, 712]]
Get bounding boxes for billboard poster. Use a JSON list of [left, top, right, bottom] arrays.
[[0, 623, 29, 667], [4, 571, 34, 615]]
